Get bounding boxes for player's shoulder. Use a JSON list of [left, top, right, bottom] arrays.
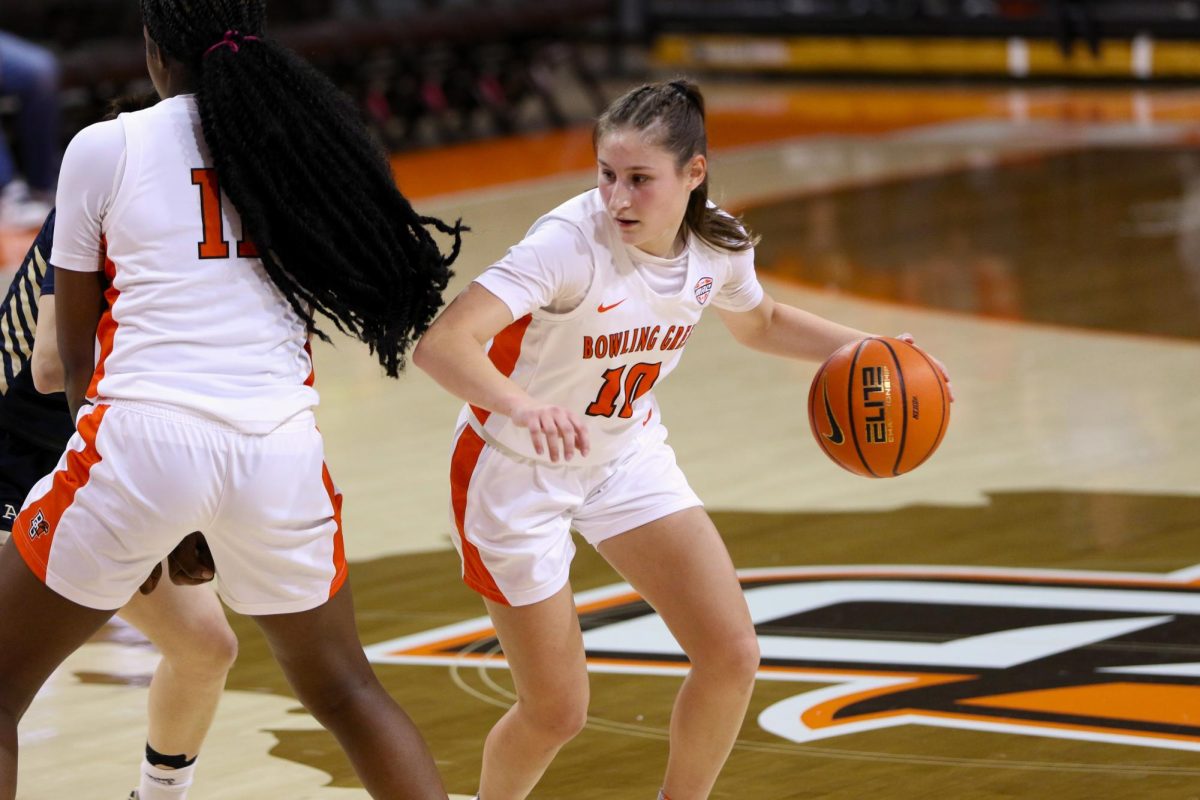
[[62, 118, 126, 167], [528, 190, 603, 243], [537, 189, 605, 224]]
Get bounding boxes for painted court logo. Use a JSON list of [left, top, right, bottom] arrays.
[[27, 509, 50, 540], [367, 565, 1200, 752]]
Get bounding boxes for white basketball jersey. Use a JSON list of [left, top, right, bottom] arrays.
[[469, 189, 746, 465], [70, 97, 317, 433]]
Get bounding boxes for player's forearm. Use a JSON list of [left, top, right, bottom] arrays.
[[743, 300, 871, 361], [413, 329, 532, 418], [54, 269, 105, 419]]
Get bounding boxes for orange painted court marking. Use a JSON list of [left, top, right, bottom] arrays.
[[963, 682, 1200, 728]]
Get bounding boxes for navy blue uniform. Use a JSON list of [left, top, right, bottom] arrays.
[[0, 210, 74, 530]]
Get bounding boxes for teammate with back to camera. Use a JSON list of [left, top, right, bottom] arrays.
[[0, 1, 465, 798], [0, 188, 235, 800], [414, 79, 953, 800]]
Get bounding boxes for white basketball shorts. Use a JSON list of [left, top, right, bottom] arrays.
[[448, 421, 702, 607], [13, 400, 346, 614]]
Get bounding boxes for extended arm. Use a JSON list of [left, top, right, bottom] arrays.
[[717, 293, 871, 361], [718, 293, 954, 398], [413, 283, 590, 462]]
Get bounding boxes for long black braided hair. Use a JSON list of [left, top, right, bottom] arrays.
[[141, 0, 464, 377]]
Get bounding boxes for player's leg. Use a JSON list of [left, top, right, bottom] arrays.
[[209, 418, 446, 799], [252, 582, 447, 799], [0, 540, 116, 800], [478, 584, 589, 800], [447, 425, 592, 799], [118, 577, 237, 799], [597, 507, 759, 800]]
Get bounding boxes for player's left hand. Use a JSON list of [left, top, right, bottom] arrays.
[[136, 531, 215, 594], [897, 332, 955, 402], [169, 531, 216, 585], [137, 561, 163, 595]]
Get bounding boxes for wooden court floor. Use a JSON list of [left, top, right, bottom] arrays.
[[7, 83, 1200, 799]]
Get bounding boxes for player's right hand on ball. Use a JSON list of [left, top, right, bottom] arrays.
[[511, 400, 590, 462], [168, 531, 216, 585]]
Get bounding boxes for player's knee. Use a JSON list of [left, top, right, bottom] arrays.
[[524, 688, 589, 743], [537, 702, 589, 743], [201, 621, 239, 674], [693, 631, 759, 686], [165, 618, 238, 678], [291, 667, 378, 723]]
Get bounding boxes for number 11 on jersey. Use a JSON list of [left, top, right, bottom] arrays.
[[191, 168, 260, 260]]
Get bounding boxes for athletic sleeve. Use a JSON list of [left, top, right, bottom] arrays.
[[473, 219, 594, 319], [50, 119, 125, 273], [27, 210, 57, 295], [711, 245, 765, 312]]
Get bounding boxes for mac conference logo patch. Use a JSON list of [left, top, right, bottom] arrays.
[[367, 565, 1200, 752]]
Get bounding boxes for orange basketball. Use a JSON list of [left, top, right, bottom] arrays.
[[807, 337, 950, 478]]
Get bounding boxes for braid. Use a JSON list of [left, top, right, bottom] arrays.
[[141, 0, 464, 377]]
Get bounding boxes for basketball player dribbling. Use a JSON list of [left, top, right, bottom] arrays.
[[0, 2, 464, 798], [1, 203, 235, 800], [414, 80, 952, 800]]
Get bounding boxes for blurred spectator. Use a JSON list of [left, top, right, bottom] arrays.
[[0, 30, 60, 229]]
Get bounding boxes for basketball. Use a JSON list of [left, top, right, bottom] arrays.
[[807, 337, 950, 478]]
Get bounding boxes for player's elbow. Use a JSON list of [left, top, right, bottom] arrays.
[[411, 330, 434, 373], [412, 322, 453, 374], [30, 352, 65, 394]]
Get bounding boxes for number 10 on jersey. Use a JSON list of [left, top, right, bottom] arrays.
[[586, 362, 662, 418]]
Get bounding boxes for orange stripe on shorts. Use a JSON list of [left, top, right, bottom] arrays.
[[13, 404, 110, 582], [321, 462, 348, 599], [449, 425, 508, 605]]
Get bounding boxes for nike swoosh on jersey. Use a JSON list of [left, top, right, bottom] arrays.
[[597, 299, 627, 313], [822, 376, 845, 445]]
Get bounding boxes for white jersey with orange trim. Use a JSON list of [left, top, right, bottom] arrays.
[[50, 95, 317, 434], [468, 188, 764, 466]]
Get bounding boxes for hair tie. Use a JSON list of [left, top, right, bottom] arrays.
[[203, 30, 260, 58]]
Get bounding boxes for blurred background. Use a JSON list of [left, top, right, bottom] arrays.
[[4, 1, 1200, 166], [4, 3, 1200, 799]]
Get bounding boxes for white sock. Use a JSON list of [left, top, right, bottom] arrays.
[[138, 758, 196, 799]]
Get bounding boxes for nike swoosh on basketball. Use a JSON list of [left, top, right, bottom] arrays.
[[822, 376, 845, 445], [597, 299, 626, 313]]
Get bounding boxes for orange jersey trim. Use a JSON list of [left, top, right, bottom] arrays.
[[86, 247, 121, 399], [471, 313, 532, 424]]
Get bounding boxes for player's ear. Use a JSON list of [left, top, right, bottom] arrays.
[[686, 154, 707, 192]]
